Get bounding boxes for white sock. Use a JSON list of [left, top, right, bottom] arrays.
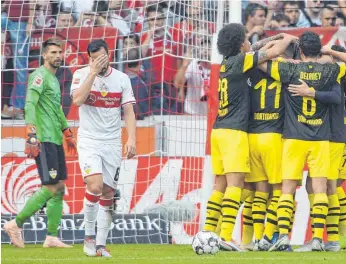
[[84, 191, 101, 237], [96, 199, 113, 247]]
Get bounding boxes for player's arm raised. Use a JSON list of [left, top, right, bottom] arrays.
[[250, 33, 284, 52], [288, 79, 341, 105], [174, 48, 193, 102], [24, 74, 43, 158], [256, 34, 298, 71], [71, 54, 108, 106], [322, 45, 346, 62]]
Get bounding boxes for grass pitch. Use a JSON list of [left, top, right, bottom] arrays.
[[2, 244, 346, 264]]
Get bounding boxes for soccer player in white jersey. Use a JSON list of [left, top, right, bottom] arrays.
[[71, 40, 136, 257]]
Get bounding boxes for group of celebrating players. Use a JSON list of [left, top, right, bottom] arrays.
[[203, 23, 346, 252]]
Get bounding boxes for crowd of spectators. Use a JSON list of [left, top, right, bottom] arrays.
[[1, 0, 346, 120]]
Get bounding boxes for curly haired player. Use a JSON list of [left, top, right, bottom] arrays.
[[4, 38, 77, 248]]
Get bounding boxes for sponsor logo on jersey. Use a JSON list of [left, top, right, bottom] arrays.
[[33, 76, 43, 87], [73, 78, 80, 85], [84, 91, 122, 108], [49, 168, 57, 179]]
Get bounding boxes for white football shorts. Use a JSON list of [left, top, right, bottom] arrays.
[[77, 139, 122, 189]]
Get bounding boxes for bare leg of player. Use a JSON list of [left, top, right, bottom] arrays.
[[83, 175, 103, 257], [95, 185, 114, 258]]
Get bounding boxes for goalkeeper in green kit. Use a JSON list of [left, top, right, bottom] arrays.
[[4, 38, 77, 248]]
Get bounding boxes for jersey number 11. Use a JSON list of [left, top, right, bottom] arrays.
[[254, 79, 281, 109]]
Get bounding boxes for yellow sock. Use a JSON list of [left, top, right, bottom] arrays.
[[215, 216, 222, 235], [252, 191, 269, 241], [308, 193, 315, 235], [220, 186, 241, 242], [313, 193, 329, 240], [277, 194, 294, 235], [241, 189, 253, 203], [264, 190, 281, 240], [204, 190, 224, 232], [267, 196, 272, 208], [241, 194, 254, 245], [289, 202, 296, 233], [326, 194, 340, 242], [216, 188, 254, 236], [337, 187, 346, 235]]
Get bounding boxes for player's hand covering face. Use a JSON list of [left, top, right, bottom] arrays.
[[125, 138, 136, 159], [90, 53, 109, 76]]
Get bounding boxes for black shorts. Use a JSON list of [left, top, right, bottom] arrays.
[[35, 142, 67, 185]]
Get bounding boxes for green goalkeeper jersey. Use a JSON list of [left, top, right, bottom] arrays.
[[25, 65, 68, 145]]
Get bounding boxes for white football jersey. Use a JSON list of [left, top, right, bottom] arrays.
[[184, 60, 208, 115], [71, 66, 135, 143]]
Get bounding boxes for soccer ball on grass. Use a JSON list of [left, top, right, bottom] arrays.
[[192, 231, 220, 255]]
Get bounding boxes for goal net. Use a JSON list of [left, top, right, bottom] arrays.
[[2, 0, 346, 246]]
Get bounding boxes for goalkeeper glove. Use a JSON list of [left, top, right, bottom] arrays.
[[63, 128, 77, 156], [25, 124, 41, 158]]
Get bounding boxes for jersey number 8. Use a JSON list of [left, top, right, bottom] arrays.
[[218, 78, 229, 116]]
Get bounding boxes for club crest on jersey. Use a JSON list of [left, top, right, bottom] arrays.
[[49, 169, 57, 179], [84, 164, 92, 175], [33, 76, 43, 87], [100, 84, 109, 97], [73, 78, 80, 85]]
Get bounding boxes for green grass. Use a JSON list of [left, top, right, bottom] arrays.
[[2, 245, 346, 264]]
